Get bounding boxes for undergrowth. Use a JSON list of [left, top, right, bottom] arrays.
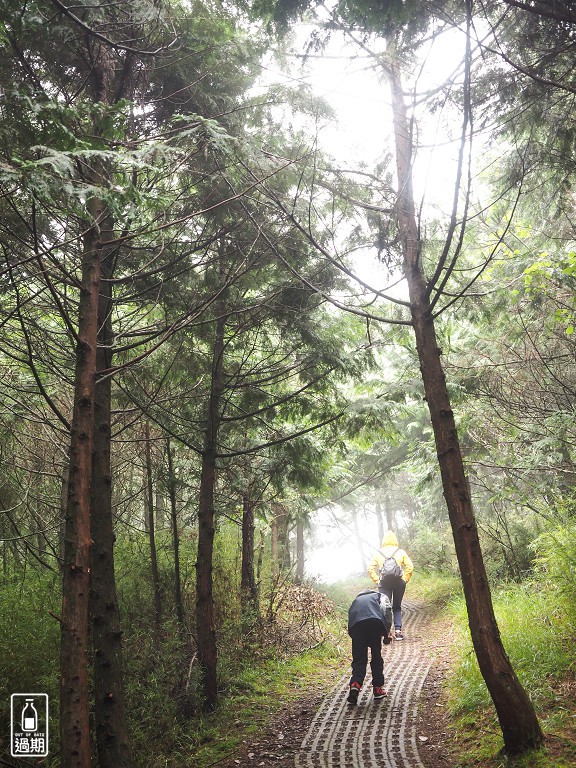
[[2, 552, 574, 768], [445, 577, 576, 768], [0, 568, 61, 761], [0, 544, 347, 768]]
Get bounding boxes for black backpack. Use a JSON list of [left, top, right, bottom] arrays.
[[379, 547, 403, 581]]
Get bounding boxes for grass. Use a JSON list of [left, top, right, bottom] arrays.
[[116, 570, 576, 768], [444, 579, 576, 768], [126, 575, 353, 768], [181, 568, 574, 768], [408, 568, 462, 607], [188, 642, 345, 768], [114, 570, 576, 768], [178, 601, 348, 768]]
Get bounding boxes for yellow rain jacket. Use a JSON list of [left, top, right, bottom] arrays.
[[368, 531, 414, 584]]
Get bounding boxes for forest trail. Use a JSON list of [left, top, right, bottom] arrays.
[[220, 599, 453, 768], [293, 599, 445, 768]]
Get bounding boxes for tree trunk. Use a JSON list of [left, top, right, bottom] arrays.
[[388, 61, 543, 754], [90, 210, 133, 768], [145, 421, 162, 632], [295, 519, 305, 582], [270, 516, 279, 572], [60, 197, 102, 768], [352, 509, 367, 572], [196, 307, 226, 711], [167, 437, 186, 639], [240, 489, 259, 623]]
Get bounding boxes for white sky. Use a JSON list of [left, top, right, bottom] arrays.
[[305, 505, 383, 583], [257, 21, 471, 211], [253, 21, 473, 304]]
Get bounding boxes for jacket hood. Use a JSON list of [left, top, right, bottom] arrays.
[[381, 530, 398, 547]]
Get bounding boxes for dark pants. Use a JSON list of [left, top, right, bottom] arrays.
[[379, 576, 406, 629], [349, 618, 384, 688]]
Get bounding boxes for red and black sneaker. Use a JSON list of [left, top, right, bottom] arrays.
[[373, 685, 387, 700], [347, 682, 361, 704]]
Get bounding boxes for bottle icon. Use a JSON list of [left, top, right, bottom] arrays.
[[21, 699, 38, 732]]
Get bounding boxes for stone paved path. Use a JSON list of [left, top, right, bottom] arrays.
[[294, 599, 432, 768]]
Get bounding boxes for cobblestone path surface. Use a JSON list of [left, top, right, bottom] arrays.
[[294, 599, 432, 768]]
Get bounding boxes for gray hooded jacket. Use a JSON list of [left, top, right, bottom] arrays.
[[347, 589, 392, 635]]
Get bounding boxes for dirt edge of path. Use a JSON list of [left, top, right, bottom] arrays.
[[414, 612, 460, 768]]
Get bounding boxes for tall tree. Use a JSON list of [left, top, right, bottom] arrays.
[[0, 0, 279, 747], [59, 161, 103, 768], [196, 250, 228, 711], [90, 200, 132, 768], [386, 54, 543, 752], [256, 0, 545, 752]]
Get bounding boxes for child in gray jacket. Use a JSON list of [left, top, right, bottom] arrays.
[[347, 589, 392, 704]]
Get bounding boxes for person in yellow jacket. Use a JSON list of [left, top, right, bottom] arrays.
[[368, 531, 414, 640]]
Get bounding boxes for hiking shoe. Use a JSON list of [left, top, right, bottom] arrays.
[[395, 629, 403, 641], [347, 682, 361, 704], [373, 686, 387, 699]]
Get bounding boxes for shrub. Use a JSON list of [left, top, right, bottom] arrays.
[[0, 568, 61, 761]]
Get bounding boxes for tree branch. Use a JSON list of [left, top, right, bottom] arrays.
[[48, 0, 178, 56]]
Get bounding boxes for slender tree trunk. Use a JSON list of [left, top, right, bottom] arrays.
[[145, 421, 162, 632], [270, 516, 279, 572], [196, 306, 226, 711], [388, 60, 543, 754], [90, 211, 132, 768], [167, 437, 186, 639], [240, 489, 259, 622], [60, 195, 102, 768], [295, 519, 305, 582], [352, 509, 367, 572]]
